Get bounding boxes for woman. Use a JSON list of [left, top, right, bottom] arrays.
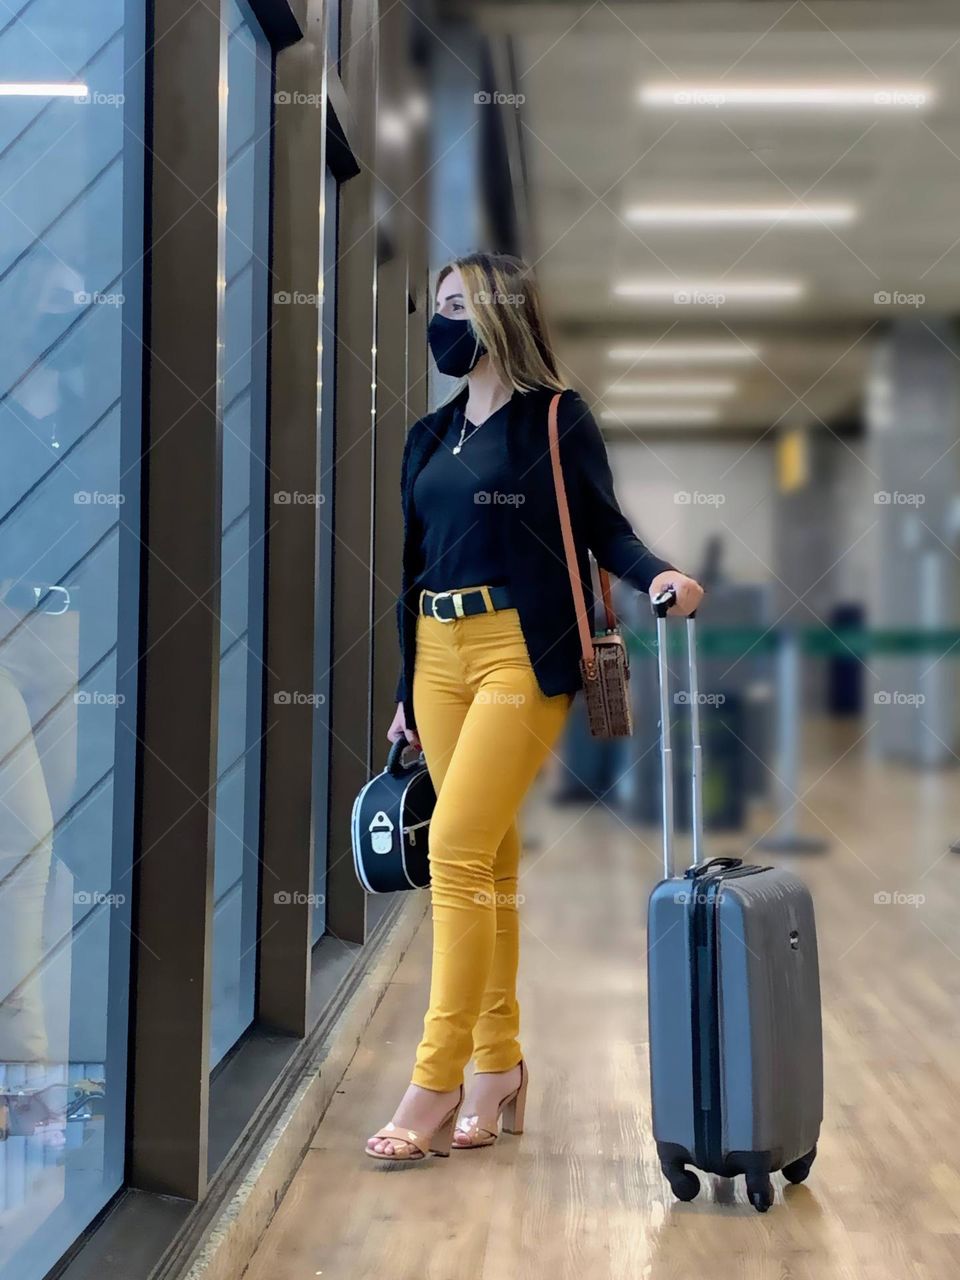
[[366, 253, 703, 1161]]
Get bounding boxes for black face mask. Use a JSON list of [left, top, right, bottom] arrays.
[[427, 312, 485, 378]]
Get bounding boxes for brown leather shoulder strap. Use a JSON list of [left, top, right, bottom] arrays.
[[547, 393, 593, 662], [597, 562, 617, 632], [548, 392, 620, 662]]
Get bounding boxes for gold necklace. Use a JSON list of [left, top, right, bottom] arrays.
[[452, 414, 486, 455], [453, 396, 510, 455]]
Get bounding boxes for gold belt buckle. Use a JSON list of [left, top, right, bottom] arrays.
[[429, 590, 464, 622]]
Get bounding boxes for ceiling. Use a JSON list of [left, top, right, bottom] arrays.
[[452, 1, 960, 437]]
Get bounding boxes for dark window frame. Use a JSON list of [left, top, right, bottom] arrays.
[[47, 0, 431, 1274]]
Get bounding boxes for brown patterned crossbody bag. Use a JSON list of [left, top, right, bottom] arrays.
[[547, 392, 633, 739]]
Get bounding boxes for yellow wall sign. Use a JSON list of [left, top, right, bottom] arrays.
[[778, 427, 809, 493]]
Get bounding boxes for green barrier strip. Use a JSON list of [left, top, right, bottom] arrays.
[[625, 627, 960, 658]]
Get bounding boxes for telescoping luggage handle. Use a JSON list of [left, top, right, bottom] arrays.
[[652, 587, 704, 879]]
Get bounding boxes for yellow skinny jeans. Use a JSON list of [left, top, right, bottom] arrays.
[[410, 592, 573, 1092]]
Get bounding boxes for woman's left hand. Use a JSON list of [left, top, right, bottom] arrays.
[[648, 570, 704, 617]]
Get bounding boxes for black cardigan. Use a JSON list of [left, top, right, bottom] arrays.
[[395, 385, 673, 729]]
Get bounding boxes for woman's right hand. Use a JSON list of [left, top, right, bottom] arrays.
[[388, 701, 421, 750]]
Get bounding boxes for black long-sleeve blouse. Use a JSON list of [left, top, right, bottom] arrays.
[[395, 384, 673, 729], [407, 397, 513, 593]]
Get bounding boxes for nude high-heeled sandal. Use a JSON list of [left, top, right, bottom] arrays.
[[453, 1059, 528, 1149], [365, 1085, 464, 1162]]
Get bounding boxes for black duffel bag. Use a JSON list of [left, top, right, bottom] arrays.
[[351, 740, 435, 893]]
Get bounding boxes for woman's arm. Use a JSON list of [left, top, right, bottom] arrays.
[[559, 390, 672, 591], [559, 390, 703, 615], [394, 419, 426, 705]]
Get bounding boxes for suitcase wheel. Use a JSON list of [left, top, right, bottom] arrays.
[[782, 1144, 817, 1186], [663, 1166, 700, 1203], [746, 1173, 774, 1213]]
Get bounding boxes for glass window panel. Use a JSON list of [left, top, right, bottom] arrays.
[[326, 0, 341, 69], [210, 0, 272, 1069], [0, 2, 143, 1276], [311, 164, 339, 944]]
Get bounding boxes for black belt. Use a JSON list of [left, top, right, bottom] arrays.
[[419, 584, 512, 623]]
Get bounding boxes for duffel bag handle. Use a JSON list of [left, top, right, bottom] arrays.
[[387, 738, 423, 778]]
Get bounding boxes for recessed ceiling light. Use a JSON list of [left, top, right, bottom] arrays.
[[0, 82, 89, 96], [614, 280, 804, 302], [624, 203, 857, 226], [601, 406, 720, 425], [605, 379, 738, 397], [639, 82, 934, 110], [607, 341, 760, 364]]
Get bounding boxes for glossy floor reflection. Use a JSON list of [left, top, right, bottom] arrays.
[[245, 721, 960, 1280]]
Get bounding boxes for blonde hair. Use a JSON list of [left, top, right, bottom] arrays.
[[435, 253, 567, 395]]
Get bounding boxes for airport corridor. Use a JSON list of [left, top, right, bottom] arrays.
[[8, 5, 960, 1278], [243, 723, 960, 1280]]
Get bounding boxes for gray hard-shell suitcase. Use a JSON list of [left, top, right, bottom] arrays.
[[646, 591, 823, 1212]]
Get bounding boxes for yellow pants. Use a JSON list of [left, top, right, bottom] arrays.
[[410, 593, 573, 1092]]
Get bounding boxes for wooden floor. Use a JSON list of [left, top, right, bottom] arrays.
[[244, 722, 960, 1280]]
